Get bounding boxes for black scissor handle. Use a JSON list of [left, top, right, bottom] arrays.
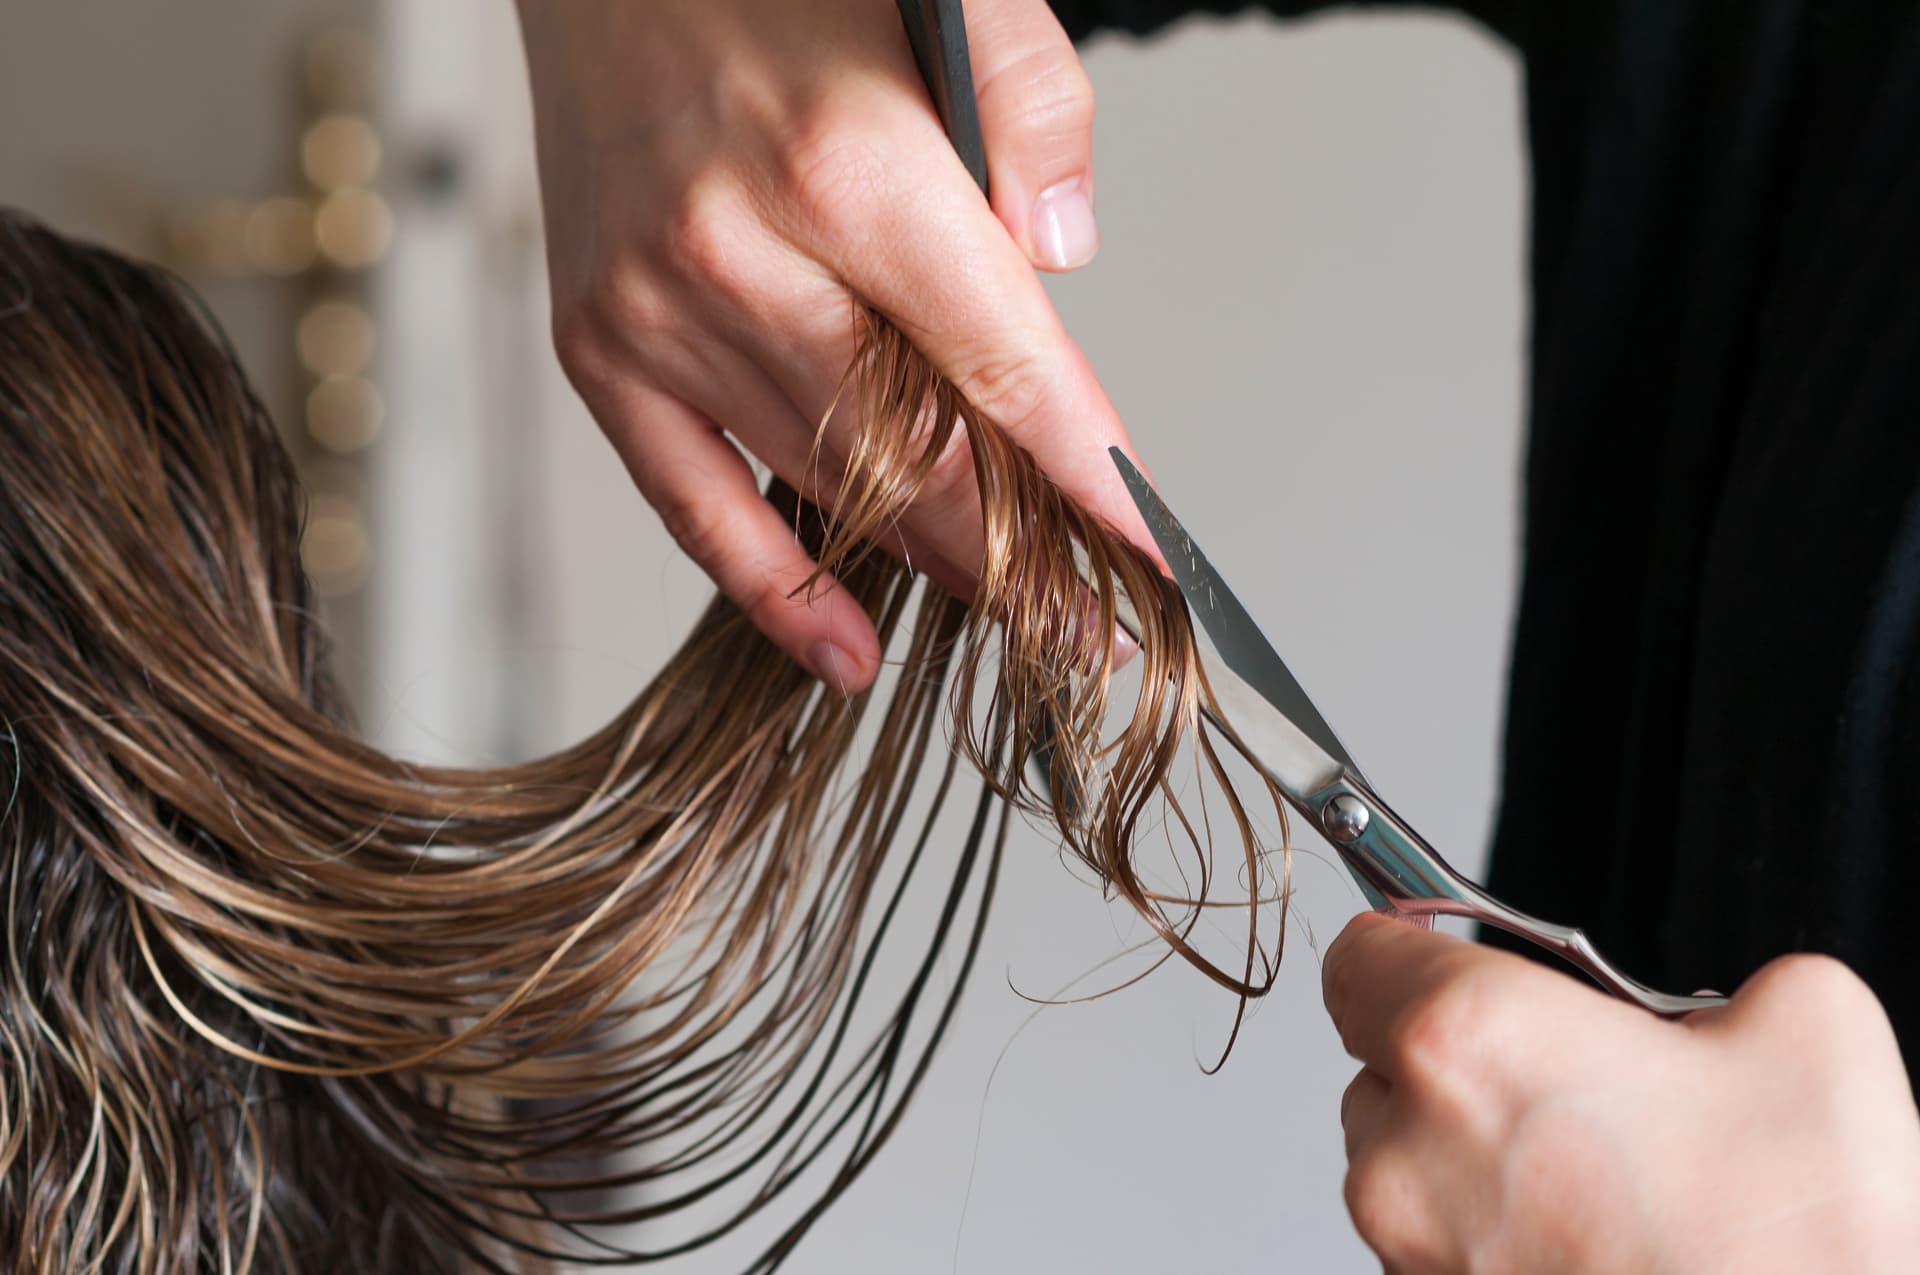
[[894, 0, 990, 196]]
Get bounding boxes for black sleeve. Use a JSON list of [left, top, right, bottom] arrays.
[[1049, 0, 1272, 41], [1050, 0, 1520, 44]]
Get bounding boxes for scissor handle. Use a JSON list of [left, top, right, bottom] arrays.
[[1307, 775, 1728, 1019], [894, 0, 990, 195]]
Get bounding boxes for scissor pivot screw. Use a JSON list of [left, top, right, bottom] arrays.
[[1324, 794, 1371, 843]]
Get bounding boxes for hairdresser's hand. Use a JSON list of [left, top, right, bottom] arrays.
[[1322, 912, 1920, 1274], [516, 0, 1132, 690]]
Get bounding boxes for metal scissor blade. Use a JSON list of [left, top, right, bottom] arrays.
[[1109, 448, 1364, 786]]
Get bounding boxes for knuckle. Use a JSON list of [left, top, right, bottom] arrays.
[[1390, 969, 1494, 1090], [550, 302, 606, 392], [1337, 1069, 1370, 1130], [949, 343, 1053, 433], [1748, 952, 1864, 1004], [655, 486, 792, 628], [978, 46, 1095, 145], [1743, 954, 1886, 1047], [658, 178, 745, 289], [780, 112, 889, 247], [655, 492, 734, 577], [1341, 1155, 1403, 1252], [555, 264, 671, 394], [1324, 930, 1369, 1021], [1323, 932, 1364, 1017], [736, 577, 787, 633], [1344, 1152, 1450, 1273]]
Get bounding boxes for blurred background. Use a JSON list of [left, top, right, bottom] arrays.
[[0, 3, 1521, 1270]]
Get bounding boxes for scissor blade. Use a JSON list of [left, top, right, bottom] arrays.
[[1109, 448, 1363, 788]]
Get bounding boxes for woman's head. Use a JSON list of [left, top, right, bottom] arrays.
[[0, 208, 328, 723], [0, 213, 445, 1267]]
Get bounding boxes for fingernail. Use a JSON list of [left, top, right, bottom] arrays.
[[1032, 177, 1098, 269], [1111, 624, 1139, 670], [806, 640, 861, 695]]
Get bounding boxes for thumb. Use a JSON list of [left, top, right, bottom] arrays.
[[967, 0, 1099, 271]]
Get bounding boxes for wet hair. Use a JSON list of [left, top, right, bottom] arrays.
[[0, 210, 1287, 1271]]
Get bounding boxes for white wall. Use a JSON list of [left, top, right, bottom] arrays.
[[449, 9, 1526, 1272]]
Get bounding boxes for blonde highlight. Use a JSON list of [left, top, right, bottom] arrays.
[[0, 212, 1288, 1272]]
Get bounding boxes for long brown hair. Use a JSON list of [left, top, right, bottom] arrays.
[[0, 210, 1287, 1272]]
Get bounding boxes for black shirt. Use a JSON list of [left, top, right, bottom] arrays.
[[1056, 1, 1920, 1069]]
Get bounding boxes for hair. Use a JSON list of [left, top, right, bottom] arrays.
[[0, 210, 1289, 1272]]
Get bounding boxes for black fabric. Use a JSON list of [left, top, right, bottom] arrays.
[[1051, 0, 1520, 43], [1059, 1, 1920, 1072]]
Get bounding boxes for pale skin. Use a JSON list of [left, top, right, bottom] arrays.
[[514, 0, 1137, 691], [512, 2, 1920, 1268], [1323, 913, 1920, 1272]]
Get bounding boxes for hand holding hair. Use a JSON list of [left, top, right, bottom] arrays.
[[1322, 912, 1920, 1274], [514, 0, 1132, 691]]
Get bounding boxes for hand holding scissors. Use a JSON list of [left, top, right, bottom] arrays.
[[899, 0, 1718, 1018], [1109, 448, 1725, 1017]]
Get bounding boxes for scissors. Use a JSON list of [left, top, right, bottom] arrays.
[[1109, 449, 1725, 1018], [894, 0, 1720, 1017]]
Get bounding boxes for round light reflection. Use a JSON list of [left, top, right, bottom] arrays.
[[314, 187, 393, 269], [306, 375, 385, 452], [296, 299, 375, 377], [301, 493, 370, 595], [302, 113, 381, 190]]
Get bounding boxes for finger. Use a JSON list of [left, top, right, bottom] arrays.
[[841, 191, 1143, 555], [1324, 911, 1654, 1094], [670, 345, 982, 603], [573, 270, 982, 609], [602, 383, 883, 691], [751, 417, 982, 604], [1340, 1066, 1395, 1163], [762, 90, 1155, 568], [1321, 911, 1480, 1075], [966, 0, 1099, 271], [1344, 1141, 1446, 1275], [1697, 953, 1899, 1064]]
